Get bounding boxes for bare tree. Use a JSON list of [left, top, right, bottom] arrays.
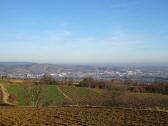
[[80, 77, 95, 88], [24, 81, 46, 107], [40, 74, 58, 85]]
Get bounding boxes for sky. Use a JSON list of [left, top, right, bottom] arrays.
[[0, 0, 168, 65]]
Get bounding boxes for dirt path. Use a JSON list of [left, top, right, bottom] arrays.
[[57, 86, 72, 101], [0, 83, 14, 105]]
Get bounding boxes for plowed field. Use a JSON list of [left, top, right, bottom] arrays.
[[0, 107, 167, 126]]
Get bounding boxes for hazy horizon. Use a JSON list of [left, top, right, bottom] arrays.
[[0, 61, 168, 67], [1, 0, 168, 64]]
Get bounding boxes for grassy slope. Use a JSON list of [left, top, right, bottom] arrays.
[[3, 81, 168, 108], [130, 92, 168, 96], [59, 85, 106, 105], [60, 85, 168, 107], [130, 92, 168, 100], [129, 92, 168, 100], [44, 85, 65, 105], [6, 84, 65, 106], [6, 84, 25, 105]]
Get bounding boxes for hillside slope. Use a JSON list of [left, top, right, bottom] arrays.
[[6, 84, 65, 106], [59, 85, 107, 105]]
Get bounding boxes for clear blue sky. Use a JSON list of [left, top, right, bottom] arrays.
[[0, 0, 168, 64]]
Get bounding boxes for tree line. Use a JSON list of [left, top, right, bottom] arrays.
[[79, 77, 168, 95]]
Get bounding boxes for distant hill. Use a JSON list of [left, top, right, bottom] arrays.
[[0, 62, 100, 74]]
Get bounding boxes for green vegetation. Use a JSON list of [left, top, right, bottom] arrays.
[[60, 85, 106, 105], [2, 78, 168, 109], [44, 85, 64, 105], [6, 84, 65, 106], [64, 86, 101, 96], [6, 84, 25, 106], [59, 85, 168, 108], [130, 92, 168, 97]]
